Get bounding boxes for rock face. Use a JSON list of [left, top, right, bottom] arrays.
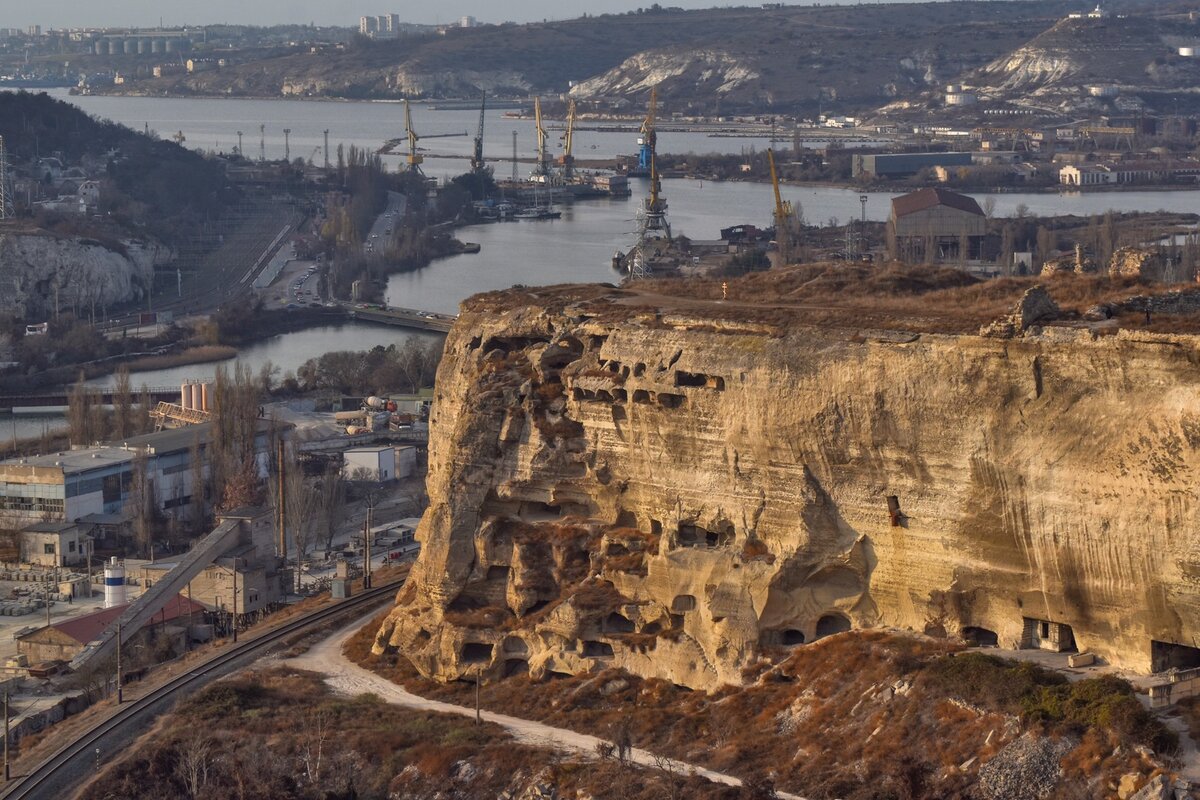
[[0, 231, 166, 318], [375, 284, 1200, 689]]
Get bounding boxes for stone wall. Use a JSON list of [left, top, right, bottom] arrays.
[[374, 287, 1200, 689]]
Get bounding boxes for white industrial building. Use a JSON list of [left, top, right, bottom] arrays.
[[0, 421, 278, 530], [19, 521, 94, 568], [343, 445, 417, 482]]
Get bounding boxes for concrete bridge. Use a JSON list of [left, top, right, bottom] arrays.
[[348, 305, 456, 333]]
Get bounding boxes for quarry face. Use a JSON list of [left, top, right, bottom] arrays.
[[374, 282, 1200, 689]]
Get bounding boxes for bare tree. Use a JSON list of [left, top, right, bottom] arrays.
[[126, 447, 157, 557], [176, 732, 213, 799], [301, 708, 330, 785], [112, 366, 133, 441], [316, 464, 347, 552]]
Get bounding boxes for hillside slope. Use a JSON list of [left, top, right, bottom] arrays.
[[107, 1, 1121, 114]]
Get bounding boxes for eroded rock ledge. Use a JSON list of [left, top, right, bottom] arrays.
[[375, 279, 1200, 689]]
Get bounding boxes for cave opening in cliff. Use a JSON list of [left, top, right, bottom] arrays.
[[461, 642, 494, 663], [503, 659, 529, 677], [604, 612, 635, 633], [815, 613, 852, 639], [671, 595, 697, 613], [782, 629, 806, 646], [583, 640, 615, 658], [1152, 640, 1200, 673], [962, 626, 999, 648], [1022, 618, 1077, 653]]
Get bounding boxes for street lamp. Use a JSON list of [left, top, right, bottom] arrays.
[[859, 195, 869, 258]]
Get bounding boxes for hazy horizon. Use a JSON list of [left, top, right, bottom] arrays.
[[7, 0, 952, 30]]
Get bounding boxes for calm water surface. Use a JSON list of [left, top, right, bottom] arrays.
[[8, 92, 1197, 438]]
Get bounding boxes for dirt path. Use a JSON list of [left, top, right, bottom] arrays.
[[284, 614, 806, 800]]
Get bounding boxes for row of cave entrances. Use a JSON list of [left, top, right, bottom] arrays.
[[760, 613, 853, 647]]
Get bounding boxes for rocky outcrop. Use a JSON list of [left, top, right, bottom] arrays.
[[376, 283, 1200, 690], [0, 231, 167, 318], [1110, 246, 1168, 281], [570, 49, 761, 101], [979, 286, 1059, 338]]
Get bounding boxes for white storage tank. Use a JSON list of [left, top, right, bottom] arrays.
[[180, 382, 192, 409], [946, 90, 978, 106], [103, 557, 126, 608], [200, 382, 212, 412], [1181, 47, 1196, 57]]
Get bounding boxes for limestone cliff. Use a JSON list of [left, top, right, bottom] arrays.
[[0, 230, 167, 318], [375, 281, 1200, 689]]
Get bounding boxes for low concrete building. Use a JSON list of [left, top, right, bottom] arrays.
[[19, 522, 93, 568], [15, 593, 204, 664], [344, 446, 397, 482]]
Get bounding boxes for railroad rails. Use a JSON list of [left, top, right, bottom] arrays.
[[0, 580, 402, 800]]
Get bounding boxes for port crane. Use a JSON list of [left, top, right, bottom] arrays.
[[626, 88, 670, 280], [471, 92, 487, 173], [768, 148, 795, 265], [558, 98, 577, 180], [403, 99, 424, 173], [637, 87, 658, 174], [533, 96, 550, 179]]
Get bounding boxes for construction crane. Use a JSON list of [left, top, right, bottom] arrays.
[[533, 97, 550, 179], [558, 98, 577, 181], [470, 92, 487, 173], [768, 148, 794, 265], [404, 99, 424, 173]]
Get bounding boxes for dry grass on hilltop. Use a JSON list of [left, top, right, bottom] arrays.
[[79, 667, 763, 800], [466, 263, 1200, 336], [347, 617, 1175, 800]]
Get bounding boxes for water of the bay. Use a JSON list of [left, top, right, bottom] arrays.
[[9, 92, 1200, 439]]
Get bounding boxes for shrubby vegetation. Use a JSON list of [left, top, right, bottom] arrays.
[[80, 669, 765, 800], [295, 338, 443, 395]]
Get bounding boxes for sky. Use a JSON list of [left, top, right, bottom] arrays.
[[3, 0, 917, 30]]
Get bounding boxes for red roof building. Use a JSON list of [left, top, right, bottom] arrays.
[[17, 594, 206, 664]]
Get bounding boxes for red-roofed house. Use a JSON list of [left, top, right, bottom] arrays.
[[888, 187, 988, 265], [16, 594, 205, 664]]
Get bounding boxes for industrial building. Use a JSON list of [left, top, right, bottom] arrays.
[[343, 445, 416, 482], [140, 508, 289, 619], [15, 593, 205, 664], [852, 152, 973, 179], [0, 421, 277, 530], [888, 187, 987, 264], [19, 522, 93, 568]]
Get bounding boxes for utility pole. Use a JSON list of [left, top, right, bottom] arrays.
[[859, 195, 868, 258], [276, 438, 286, 559], [236, 130, 243, 156], [0, 135, 13, 220], [283, 128, 291, 163], [511, 130, 518, 182], [259, 124, 265, 162], [231, 564, 238, 643], [323, 129, 330, 169], [4, 690, 10, 781], [116, 620, 122, 704]]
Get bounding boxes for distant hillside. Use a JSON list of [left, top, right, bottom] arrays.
[[967, 8, 1200, 115], [0, 92, 234, 241], [103, 0, 1167, 115]]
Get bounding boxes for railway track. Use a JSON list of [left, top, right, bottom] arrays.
[[0, 580, 402, 800]]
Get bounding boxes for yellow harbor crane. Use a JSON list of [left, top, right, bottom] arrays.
[[768, 148, 795, 265], [533, 96, 550, 178], [558, 98, 577, 180], [404, 99, 424, 173]]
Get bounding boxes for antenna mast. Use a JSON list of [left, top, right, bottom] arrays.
[[0, 136, 12, 221]]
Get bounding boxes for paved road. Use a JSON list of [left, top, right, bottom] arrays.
[[286, 617, 807, 800], [364, 191, 407, 257]]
